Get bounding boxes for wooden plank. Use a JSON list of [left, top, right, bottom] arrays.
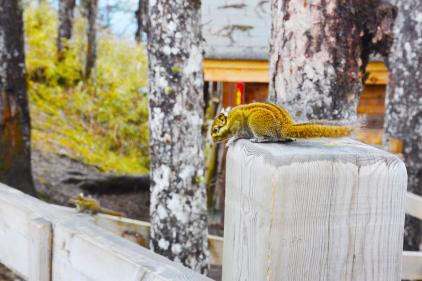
[[93, 214, 151, 247], [365, 61, 389, 85], [0, 184, 212, 281], [357, 104, 385, 114], [204, 59, 269, 82], [406, 192, 422, 221], [49, 204, 225, 266], [92, 213, 223, 266], [204, 59, 388, 85], [29, 218, 52, 281], [402, 251, 422, 280], [0, 187, 40, 279], [52, 219, 212, 281], [361, 84, 387, 99], [223, 139, 407, 281]]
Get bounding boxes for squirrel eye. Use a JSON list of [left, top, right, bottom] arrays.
[[213, 127, 218, 133]]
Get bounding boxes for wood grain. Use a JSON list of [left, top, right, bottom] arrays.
[[402, 251, 422, 280], [29, 218, 52, 281], [406, 192, 422, 221], [223, 139, 407, 281], [51, 219, 210, 281], [0, 183, 212, 281]]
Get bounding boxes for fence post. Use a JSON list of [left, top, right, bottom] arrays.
[[222, 139, 407, 281]]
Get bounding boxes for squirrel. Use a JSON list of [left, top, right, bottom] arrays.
[[211, 102, 354, 144], [69, 193, 122, 217]]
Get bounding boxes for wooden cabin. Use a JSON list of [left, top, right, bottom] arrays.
[[202, 0, 388, 146]]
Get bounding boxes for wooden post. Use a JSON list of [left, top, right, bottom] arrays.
[[223, 139, 407, 281]]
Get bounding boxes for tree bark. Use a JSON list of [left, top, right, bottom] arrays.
[[0, 0, 37, 196], [135, 0, 149, 43], [383, 0, 422, 251], [148, 0, 209, 274], [269, 0, 396, 121], [85, 0, 98, 78], [57, 0, 76, 57]]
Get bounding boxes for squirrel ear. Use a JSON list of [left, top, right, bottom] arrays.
[[220, 107, 231, 116]]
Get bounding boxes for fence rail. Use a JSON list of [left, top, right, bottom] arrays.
[[0, 183, 211, 281]]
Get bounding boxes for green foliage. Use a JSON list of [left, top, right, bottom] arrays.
[[25, 3, 150, 174]]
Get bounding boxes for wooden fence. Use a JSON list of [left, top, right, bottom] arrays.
[[0, 139, 421, 280], [0, 183, 212, 281]]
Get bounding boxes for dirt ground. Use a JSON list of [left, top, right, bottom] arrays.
[[32, 149, 151, 221]]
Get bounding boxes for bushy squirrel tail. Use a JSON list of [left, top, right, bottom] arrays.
[[100, 209, 123, 217], [284, 123, 354, 139]]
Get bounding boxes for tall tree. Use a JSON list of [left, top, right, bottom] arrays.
[[57, 0, 76, 57], [135, 0, 148, 43], [269, 0, 396, 121], [85, 0, 98, 78], [0, 0, 37, 196], [147, 0, 209, 274], [384, 0, 422, 251]]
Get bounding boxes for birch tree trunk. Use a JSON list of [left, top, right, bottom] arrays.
[[147, 0, 208, 274], [383, 0, 422, 251], [0, 0, 37, 196], [57, 0, 76, 56], [85, 0, 98, 78], [269, 0, 396, 121]]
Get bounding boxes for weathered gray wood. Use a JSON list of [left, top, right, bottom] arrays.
[[50, 204, 224, 266], [92, 213, 223, 266], [29, 218, 52, 281], [406, 192, 422, 221], [402, 251, 422, 280], [223, 139, 407, 281], [0, 189, 33, 279], [0, 183, 212, 281], [52, 219, 211, 281]]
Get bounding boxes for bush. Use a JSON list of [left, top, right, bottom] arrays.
[[25, 2, 150, 174]]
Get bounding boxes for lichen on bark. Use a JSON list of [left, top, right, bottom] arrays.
[[269, 0, 396, 121], [383, 0, 422, 251], [147, 0, 209, 274]]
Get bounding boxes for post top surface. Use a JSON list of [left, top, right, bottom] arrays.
[[230, 138, 403, 167]]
